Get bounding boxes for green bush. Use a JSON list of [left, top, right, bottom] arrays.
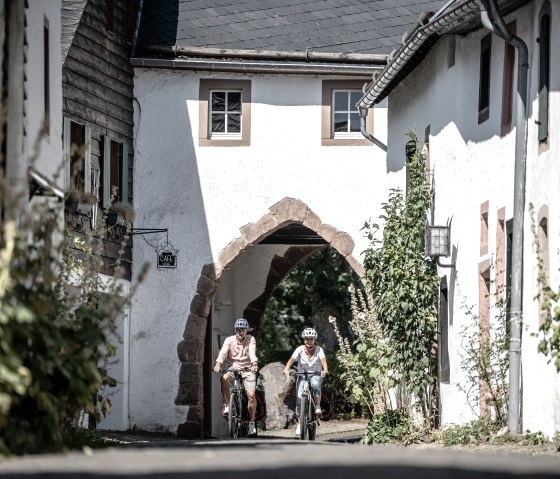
[[362, 409, 417, 445], [0, 194, 144, 455]]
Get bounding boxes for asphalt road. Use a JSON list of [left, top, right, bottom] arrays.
[[1, 438, 559, 479]]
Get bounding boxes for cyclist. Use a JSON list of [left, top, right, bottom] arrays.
[[283, 327, 328, 435], [213, 318, 259, 435]]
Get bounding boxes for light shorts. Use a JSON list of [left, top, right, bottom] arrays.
[[225, 370, 256, 392], [241, 371, 256, 391]]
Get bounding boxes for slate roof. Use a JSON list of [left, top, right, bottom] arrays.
[[136, 0, 447, 57]]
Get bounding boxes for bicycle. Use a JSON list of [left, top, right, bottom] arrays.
[[293, 371, 322, 441], [219, 367, 257, 438]]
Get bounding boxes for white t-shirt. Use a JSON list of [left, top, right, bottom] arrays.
[[291, 345, 325, 373]]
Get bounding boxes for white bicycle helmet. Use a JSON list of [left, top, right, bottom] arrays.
[[234, 318, 249, 329], [301, 327, 317, 339]]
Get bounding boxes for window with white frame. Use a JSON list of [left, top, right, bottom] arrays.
[[321, 80, 372, 146], [332, 90, 362, 138], [199, 79, 251, 146], [209, 90, 242, 139]]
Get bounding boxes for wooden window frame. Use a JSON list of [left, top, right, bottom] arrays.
[[64, 118, 92, 193], [199, 79, 251, 147], [538, 4, 551, 147], [102, 136, 129, 208], [500, 21, 516, 136], [322, 80, 372, 146], [478, 34, 492, 124]]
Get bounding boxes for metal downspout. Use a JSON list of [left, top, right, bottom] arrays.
[[480, 0, 529, 435], [359, 107, 387, 151]]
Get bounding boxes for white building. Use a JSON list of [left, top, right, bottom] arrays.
[[2, 0, 64, 209], [359, 0, 560, 437], [129, 0, 443, 437]]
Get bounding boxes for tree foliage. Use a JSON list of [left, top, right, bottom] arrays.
[[0, 187, 145, 455]]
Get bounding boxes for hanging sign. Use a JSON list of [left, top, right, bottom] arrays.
[[156, 240, 178, 269]]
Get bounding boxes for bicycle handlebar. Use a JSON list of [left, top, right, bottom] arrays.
[[217, 367, 251, 375], [292, 371, 322, 378]]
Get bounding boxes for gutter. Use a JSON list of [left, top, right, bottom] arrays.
[[480, 0, 529, 436], [130, 57, 382, 76], [357, 0, 480, 109], [145, 44, 388, 65]]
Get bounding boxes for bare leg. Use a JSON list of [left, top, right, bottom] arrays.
[[220, 374, 231, 405], [246, 389, 256, 422]]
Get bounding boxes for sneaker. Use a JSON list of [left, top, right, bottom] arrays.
[[223, 404, 229, 415], [315, 406, 322, 415], [295, 423, 301, 436], [248, 422, 256, 435]]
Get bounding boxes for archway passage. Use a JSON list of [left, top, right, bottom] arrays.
[[175, 197, 364, 438]]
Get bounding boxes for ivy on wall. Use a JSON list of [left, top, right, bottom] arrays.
[[362, 130, 439, 410]]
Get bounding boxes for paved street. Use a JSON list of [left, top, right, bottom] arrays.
[[1, 435, 559, 479]]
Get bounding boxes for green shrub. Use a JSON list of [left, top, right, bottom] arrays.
[[0, 191, 145, 455]]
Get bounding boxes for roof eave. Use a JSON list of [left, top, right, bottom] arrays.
[[130, 56, 384, 76], [358, 0, 481, 108]]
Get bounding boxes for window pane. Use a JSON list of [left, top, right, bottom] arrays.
[[228, 114, 241, 133], [212, 114, 225, 132], [228, 92, 241, 112], [212, 92, 226, 111], [350, 91, 361, 108], [110, 140, 120, 199], [334, 113, 348, 132], [350, 113, 361, 132], [334, 92, 348, 112]]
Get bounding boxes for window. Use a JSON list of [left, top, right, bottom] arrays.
[[501, 21, 516, 136], [322, 80, 373, 146], [538, 5, 551, 145], [537, 206, 550, 326], [209, 91, 241, 139], [480, 200, 489, 256], [199, 80, 251, 146], [438, 277, 450, 383], [64, 118, 92, 193], [43, 17, 50, 134], [478, 33, 492, 124], [447, 35, 456, 69], [102, 136, 128, 207], [332, 90, 362, 137]]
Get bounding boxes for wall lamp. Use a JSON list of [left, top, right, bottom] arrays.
[[426, 219, 456, 269]]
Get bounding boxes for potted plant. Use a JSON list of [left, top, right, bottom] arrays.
[[65, 190, 97, 215], [106, 202, 135, 227]]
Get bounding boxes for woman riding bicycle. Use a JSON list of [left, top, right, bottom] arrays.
[[213, 318, 258, 436], [283, 327, 328, 436]]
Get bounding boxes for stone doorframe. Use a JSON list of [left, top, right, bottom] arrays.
[[175, 197, 365, 437]]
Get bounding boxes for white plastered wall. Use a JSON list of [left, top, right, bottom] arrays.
[[385, 1, 560, 437], [130, 70, 390, 431]]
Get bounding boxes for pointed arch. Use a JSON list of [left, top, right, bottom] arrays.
[[175, 197, 365, 437]]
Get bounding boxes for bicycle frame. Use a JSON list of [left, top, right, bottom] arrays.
[[294, 371, 320, 441], [220, 368, 253, 439]]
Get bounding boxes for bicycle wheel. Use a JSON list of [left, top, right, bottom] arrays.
[[228, 393, 240, 438], [307, 398, 316, 441], [299, 394, 308, 440]]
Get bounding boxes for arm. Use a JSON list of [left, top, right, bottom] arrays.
[[320, 356, 328, 377], [213, 337, 230, 373], [249, 336, 258, 372], [283, 357, 296, 377]]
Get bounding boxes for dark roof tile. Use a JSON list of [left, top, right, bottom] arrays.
[[136, 0, 446, 56]]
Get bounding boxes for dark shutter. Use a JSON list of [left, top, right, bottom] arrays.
[[538, 14, 550, 142]]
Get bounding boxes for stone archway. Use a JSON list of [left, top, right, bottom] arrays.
[[175, 197, 364, 437]]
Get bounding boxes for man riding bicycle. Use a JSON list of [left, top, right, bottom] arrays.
[[213, 318, 258, 436], [283, 327, 328, 436]]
